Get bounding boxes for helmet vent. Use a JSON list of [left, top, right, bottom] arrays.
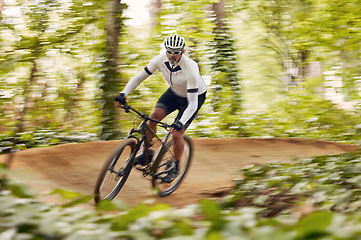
[[164, 34, 185, 51]]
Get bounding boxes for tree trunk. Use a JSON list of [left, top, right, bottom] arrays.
[[99, 0, 123, 140], [16, 58, 38, 133], [212, 0, 225, 30], [0, 0, 4, 18], [150, 0, 161, 29], [63, 73, 85, 123], [210, 0, 242, 114]]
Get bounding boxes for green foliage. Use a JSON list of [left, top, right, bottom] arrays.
[[2, 0, 361, 145], [3, 151, 361, 238], [2, 1, 361, 238], [5, 181, 35, 199], [111, 203, 171, 231], [295, 211, 333, 239], [230, 77, 361, 143], [209, 26, 242, 115], [48, 188, 94, 208], [224, 151, 361, 216], [0, 128, 96, 154], [0, 0, 108, 138]]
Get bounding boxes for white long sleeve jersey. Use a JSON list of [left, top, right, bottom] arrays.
[[121, 52, 207, 125]]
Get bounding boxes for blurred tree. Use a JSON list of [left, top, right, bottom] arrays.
[[209, 0, 242, 134], [154, 0, 215, 65], [12, 0, 54, 133], [1, 0, 361, 143], [98, 0, 125, 140], [240, 0, 315, 89], [313, 0, 361, 101], [63, 73, 85, 123], [0, 0, 3, 18], [0, 0, 107, 135], [150, 0, 161, 29]]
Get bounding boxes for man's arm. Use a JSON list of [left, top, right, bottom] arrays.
[[121, 68, 151, 96], [179, 89, 198, 125]]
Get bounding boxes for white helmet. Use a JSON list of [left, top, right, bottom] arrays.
[[164, 34, 185, 51]]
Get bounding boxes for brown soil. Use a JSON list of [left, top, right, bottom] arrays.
[[1, 138, 359, 208]]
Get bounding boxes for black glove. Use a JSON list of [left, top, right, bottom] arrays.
[[171, 120, 184, 131], [115, 93, 126, 104]]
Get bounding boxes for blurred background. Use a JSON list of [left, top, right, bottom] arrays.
[[1, 0, 361, 150]]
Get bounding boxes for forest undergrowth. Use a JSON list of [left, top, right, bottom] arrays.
[[1, 150, 361, 239]]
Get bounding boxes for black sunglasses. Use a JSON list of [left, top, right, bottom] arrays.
[[166, 50, 182, 55]]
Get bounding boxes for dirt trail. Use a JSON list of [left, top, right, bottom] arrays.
[[1, 138, 359, 208]]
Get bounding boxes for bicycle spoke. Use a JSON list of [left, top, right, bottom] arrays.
[[95, 104, 193, 203], [152, 136, 193, 197], [94, 139, 136, 203]]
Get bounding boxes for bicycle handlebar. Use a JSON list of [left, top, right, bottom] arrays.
[[120, 104, 171, 129]]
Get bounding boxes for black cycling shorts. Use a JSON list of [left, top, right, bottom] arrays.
[[155, 88, 206, 129]]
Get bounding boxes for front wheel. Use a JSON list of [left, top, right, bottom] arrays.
[[94, 138, 136, 203], [151, 135, 193, 197]]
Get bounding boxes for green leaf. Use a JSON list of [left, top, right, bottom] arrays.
[[61, 195, 93, 208], [296, 211, 333, 238], [96, 199, 118, 212], [111, 203, 171, 231], [199, 199, 222, 220], [17, 223, 38, 233], [8, 182, 34, 198], [48, 188, 82, 199], [96, 199, 129, 212], [174, 220, 194, 235], [206, 231, 223, 240]]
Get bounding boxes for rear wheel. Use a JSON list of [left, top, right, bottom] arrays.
[[94, 139, 136, 203], [151, 135, 193, 197]]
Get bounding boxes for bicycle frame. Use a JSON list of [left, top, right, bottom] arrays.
[[94, 103, 193, 202], [121, 104, 172, 176]]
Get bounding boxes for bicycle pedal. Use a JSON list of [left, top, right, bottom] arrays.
[[135, 164, 151, 173], [143, 171, 150, 177], [135, 165, 146, 172], [166, 161, 175, 169]]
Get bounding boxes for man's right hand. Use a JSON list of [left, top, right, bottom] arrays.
[[114, 93, 126, 107]]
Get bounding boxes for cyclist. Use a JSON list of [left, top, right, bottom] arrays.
[[115, 34, 207, 183]]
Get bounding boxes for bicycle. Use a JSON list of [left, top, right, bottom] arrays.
[[94, 103, 193, 203]]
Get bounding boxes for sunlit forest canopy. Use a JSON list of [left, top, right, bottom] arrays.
[[1, 0, 361, 147]]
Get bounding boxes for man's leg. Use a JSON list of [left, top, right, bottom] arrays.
[[172, 128, 186, 161], [146, 107, 167, 143], [134, 107, 166, 166], [162, 128, 185, 183], [163, 92, 206, 182], [148, 107, 186, 160]]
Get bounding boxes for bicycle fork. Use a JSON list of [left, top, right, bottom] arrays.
[[108, 143, 139, 178]]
